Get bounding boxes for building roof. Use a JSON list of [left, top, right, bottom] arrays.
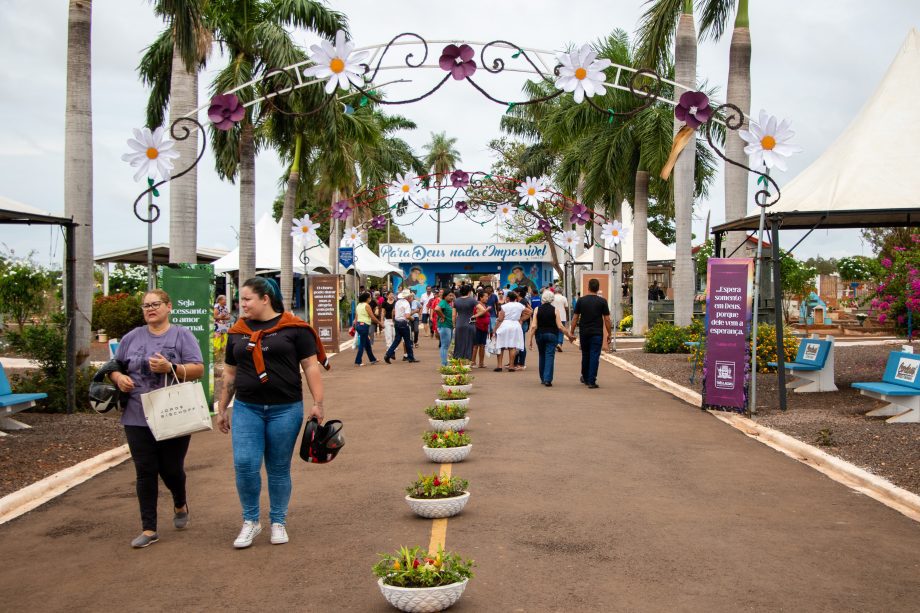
[[95, 244, 228, 265], [0, 195, 74, 226]]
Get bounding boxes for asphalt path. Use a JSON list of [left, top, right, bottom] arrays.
[[1, 334, 919, 612]]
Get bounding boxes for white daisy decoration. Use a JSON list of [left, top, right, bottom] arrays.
[[341, 226, 362, 247], [121, 126, 181, 182], [515, 176, 550, 207], [303, 30, 369, 94], [496, 202, 516, 222], [290, 215, 320, 243], [561, 230, 580, 250], [601, 220, 629, 247], [415, 189, 438, 211], [739, 110, 802, 172], [555, 44, 612, 104], [388, 172, 420, 201]]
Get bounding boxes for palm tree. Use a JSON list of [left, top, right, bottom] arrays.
[[422, 132, 461, 243], [638, 0, 698, 326], [138, 0, 210, 264], [65, 0, 93, 367], [207, 0, 345, 284]]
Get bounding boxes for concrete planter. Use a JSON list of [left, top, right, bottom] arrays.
[[428, 416, 469, 432], [435, 397, 469, 408], [422, 444, 472, 463], [405, 491, 470, 519], [440, 384, 472, 394], [377, 577, 469, 613]]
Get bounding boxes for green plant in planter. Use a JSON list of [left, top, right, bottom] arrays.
[[447, 358, 471, 367], [423, 430, 470, 448], [437, 388, 469, 401], [406, 473, 468, 499], [373, 546, 474, 588], [442, 374, 472, 386], [438, 365, 468, 375], [425, 404, 468, 420]]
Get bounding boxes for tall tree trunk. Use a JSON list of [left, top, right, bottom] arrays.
[[632, 170, 650, 334], [280, 135, 301, 308], [328, 192, 339, 274], [592, 210, 604, 270], [65, 0, 93, 368], [673, 6, 697, 327], [238, 121, 256, 283], [168, 44, 198, 264], [723, 1, 751, 257]]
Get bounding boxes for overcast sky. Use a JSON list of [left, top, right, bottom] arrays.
[[1, 0, 918, 266]]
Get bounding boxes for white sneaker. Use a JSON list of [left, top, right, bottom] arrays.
[[270, 523, 289, 545], [233, 521, 262, 549]]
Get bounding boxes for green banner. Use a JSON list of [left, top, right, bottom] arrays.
[[160, 264, 215, 407]]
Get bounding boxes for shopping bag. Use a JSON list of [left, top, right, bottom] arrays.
[[485, 336, 500, 356], [141, 369, 212, 441]]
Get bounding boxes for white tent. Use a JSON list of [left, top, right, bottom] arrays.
[[212, 213, 331, 274], [575, 201, 676, 265], [347, 244, 403, 278], [715, 28, 920, 232], [0, 195, 59, 218]]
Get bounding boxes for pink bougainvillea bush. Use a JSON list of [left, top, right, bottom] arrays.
[[869, 234, 920, 329]]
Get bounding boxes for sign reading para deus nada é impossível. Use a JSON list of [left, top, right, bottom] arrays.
[[703, 258, 754, 411]]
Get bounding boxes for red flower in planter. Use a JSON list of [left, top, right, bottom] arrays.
[[413, 559, 420, 569], [433, 477, 441, 486]]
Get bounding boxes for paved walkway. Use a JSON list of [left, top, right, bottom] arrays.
[[1, 335, 919, 611]]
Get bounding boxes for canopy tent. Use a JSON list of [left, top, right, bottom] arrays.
[[95, 244, 228, 265], [212, 213, 331, 275], [713, 28, 920, 233], [346, 244, 403, 278], [575, 201, 676, 265]]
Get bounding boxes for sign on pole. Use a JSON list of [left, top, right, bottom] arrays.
[[160, 264, 214, 407], [338, 247, 354, 270], [578, 270, 615, 306], [703, 258, 754, 411], [309, 274, 340, 352]]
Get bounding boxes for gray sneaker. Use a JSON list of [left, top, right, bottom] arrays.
[[131, 532, 159, 548], [174, 506, 189, 530]]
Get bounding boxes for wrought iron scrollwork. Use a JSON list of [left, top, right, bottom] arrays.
[[705, 103, 780, 207]]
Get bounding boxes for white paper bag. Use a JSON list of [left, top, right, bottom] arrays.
[[141, 373, 212, 441], [485, 336, 500, 356]]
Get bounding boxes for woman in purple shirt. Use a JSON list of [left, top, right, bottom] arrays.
[[110, 289, 204, 548]]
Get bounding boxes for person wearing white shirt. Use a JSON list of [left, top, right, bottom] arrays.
[[384, 291, 418, 363], [420, 287, 433, 327], [552, 287, 569, 351]]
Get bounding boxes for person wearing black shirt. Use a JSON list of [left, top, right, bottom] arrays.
[[570, 278, 612, 388], [528, 290, 574, 386], [217, 277, 325, 549], [381, 291, 396, 348], [648, 281, 665, 302]]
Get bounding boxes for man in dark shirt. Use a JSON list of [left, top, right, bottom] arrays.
[[569, 278, 612, 388]]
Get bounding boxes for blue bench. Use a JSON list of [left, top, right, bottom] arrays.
[[768, 334, 837, 393], [0, 363, 47, 436], [852, 348, 920, 424]]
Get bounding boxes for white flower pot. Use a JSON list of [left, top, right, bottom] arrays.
[[440, 384, 472, 394], [427, 416, 469, 432], [435, 397, 469, 408], [422, 444, 472, 463], [439, 371, 468, 381], [377, 577, 469, 613], [405, 491, 470, 518]]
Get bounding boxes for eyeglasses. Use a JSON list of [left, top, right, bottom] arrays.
[[141, 301, 164, 310]]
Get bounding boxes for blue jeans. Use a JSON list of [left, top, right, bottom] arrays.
[[438, 326, 453, 365], [231, 399, 304, 525], [536, 331, 559, 384], [354, 322, 376, 364], [385, 320, 415, 360], [580, 334, 603, 385]]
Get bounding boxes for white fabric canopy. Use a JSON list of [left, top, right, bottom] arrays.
[[575, 201, 676, 265], [720, 28, 920, 230], [347, 244, 403, 277], [0, 195, 57, 217], [212, 213, 331, 274]]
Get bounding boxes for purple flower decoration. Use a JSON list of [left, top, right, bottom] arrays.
[[331, 199, 353, 220], [450, 170, 469, 188], [208, 93, 245, 131], [371, 214, 387, 230], [569, 203, 591, 225], [455, 200, 469, 214], [674, 91, 713, 129], [439, 44, 477, 80], [537, 218, 552, 233]]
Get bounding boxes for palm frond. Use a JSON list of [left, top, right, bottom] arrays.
[[137, 27, 174, 129], [697, 0, 737, 42]]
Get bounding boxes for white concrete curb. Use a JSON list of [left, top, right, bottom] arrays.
[[0, 444, 131, 525], [603, 350, 920, 524], [0, 339, 356, 525]]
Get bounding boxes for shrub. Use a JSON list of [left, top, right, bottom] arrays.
[[751, 323, 799, 373], [644, 322, 693, 354], [0, 260, 50, 329], [92, 293, 144, 340], [372, 546, 474, 588], [618, 314, 633, 332]]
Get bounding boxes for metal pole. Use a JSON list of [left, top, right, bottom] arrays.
[[714, 231, 722, 259], [65, 223, 76, 414], [771, 214, 787, 411], [436, 184, 441, 243], [749, 204, 767, 416], [147, 190, 155, 290]]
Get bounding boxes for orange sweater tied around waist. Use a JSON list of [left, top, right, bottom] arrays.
[[229, 312, 330, 383]]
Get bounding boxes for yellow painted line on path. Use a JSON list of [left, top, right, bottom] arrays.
[[427, 463, 452, 553]]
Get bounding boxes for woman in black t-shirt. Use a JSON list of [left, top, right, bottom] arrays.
[[217, 277, 325, 549], [527, 290, 574, 386]]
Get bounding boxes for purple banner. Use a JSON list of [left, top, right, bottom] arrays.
[[703, 258, 754, 410]]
